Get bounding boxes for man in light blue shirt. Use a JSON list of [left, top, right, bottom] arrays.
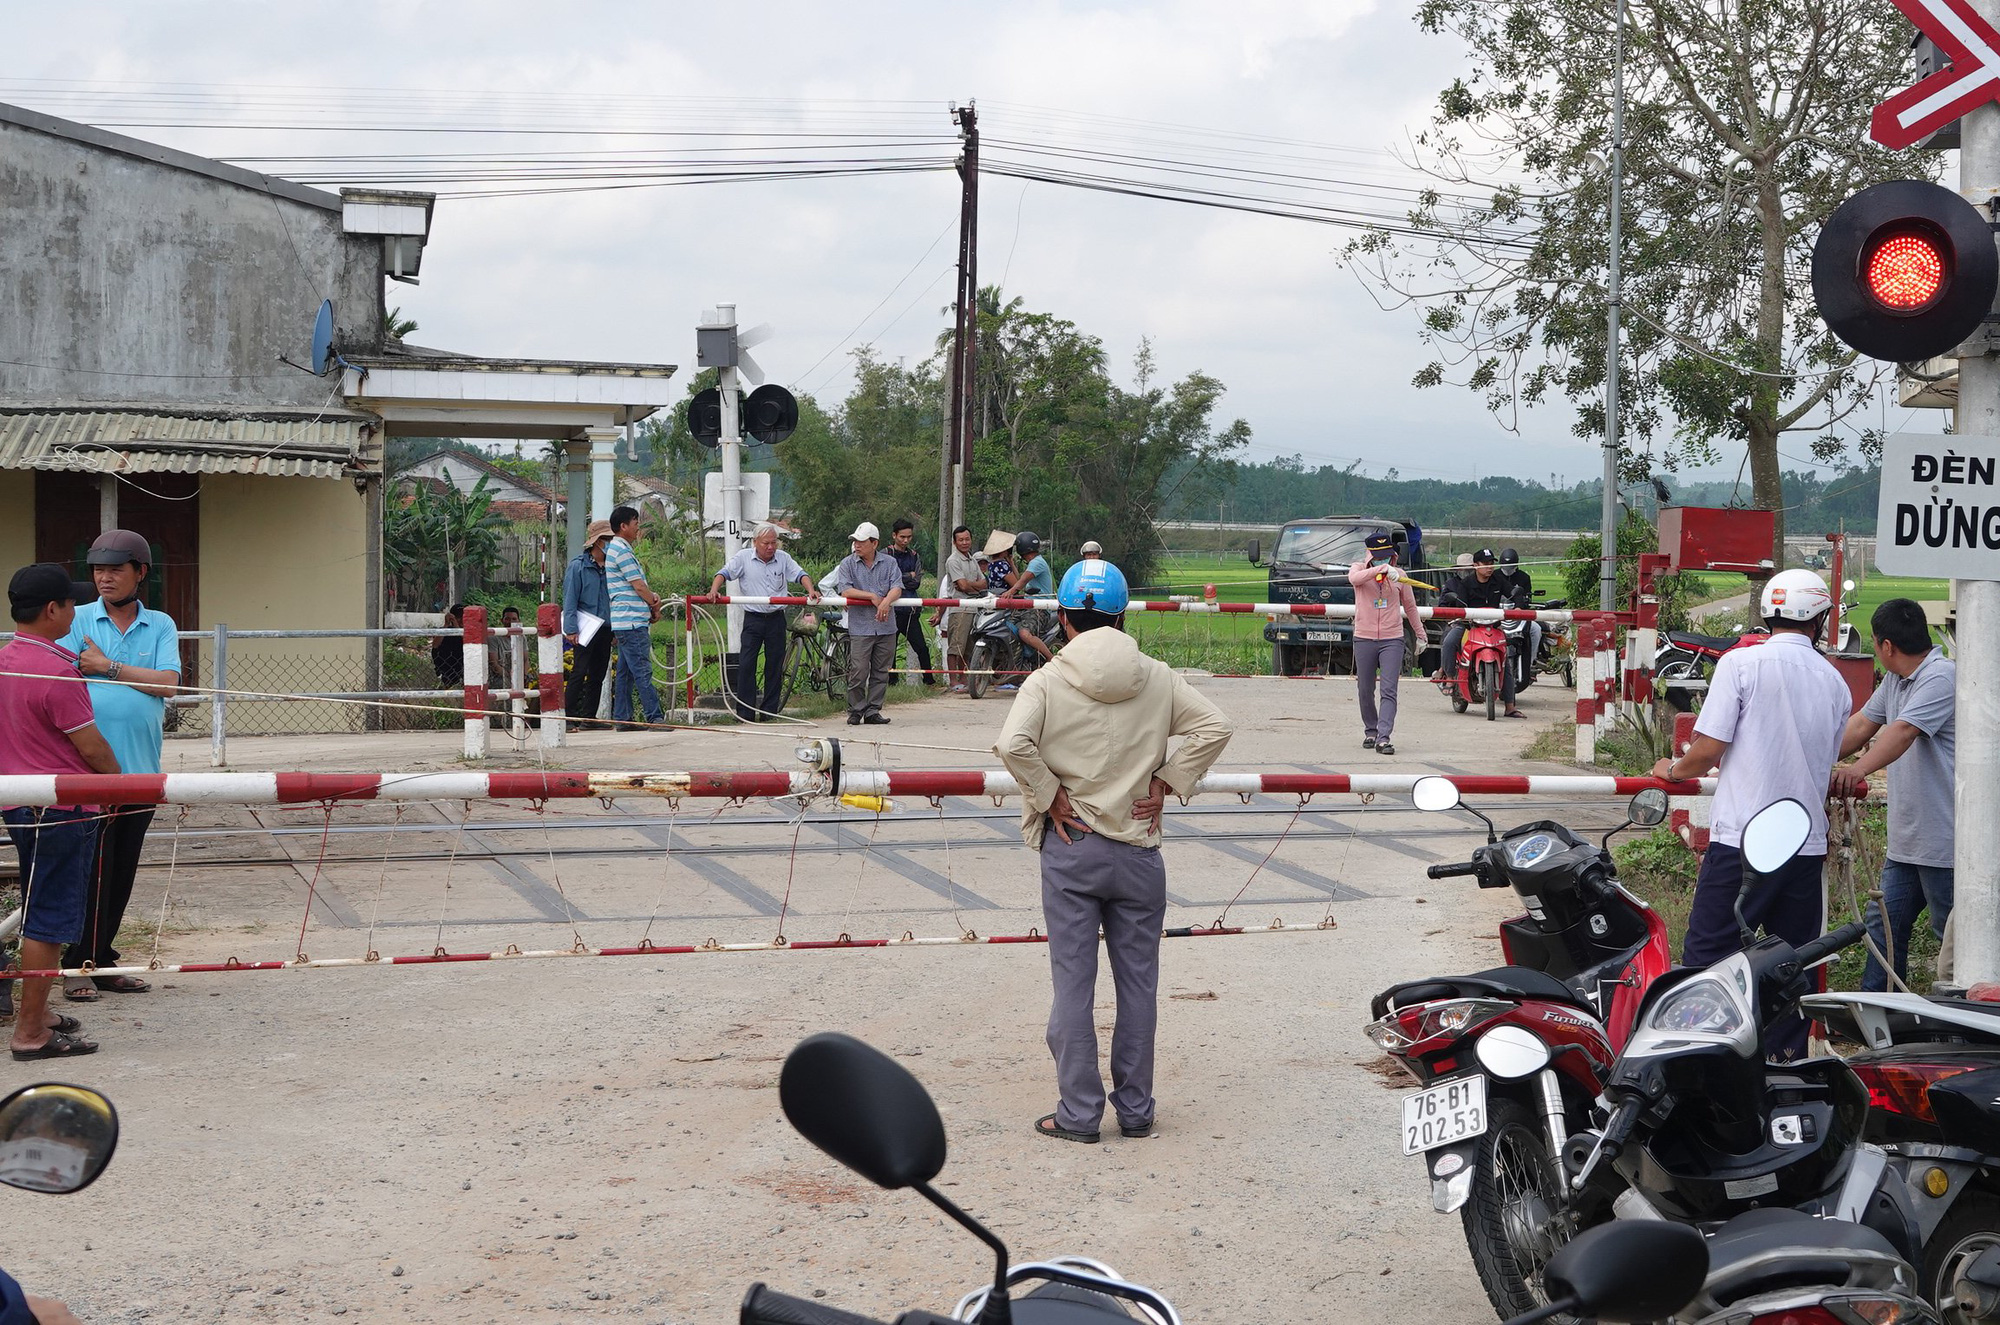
[[58, 529, 182, 998], [833, 522, 903, 725], [602, 505, 665, 730], [710, 524, 817, 722]]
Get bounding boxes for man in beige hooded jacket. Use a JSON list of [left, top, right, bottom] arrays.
[[996, 557, 1232, 1143]]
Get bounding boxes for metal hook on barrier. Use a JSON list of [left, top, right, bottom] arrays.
[[294, 951, 310, 965], [699, 937, 722, 951], [959, 930, 979, 942], [772, 934, 788, 947], [365, 949, 380, 963]]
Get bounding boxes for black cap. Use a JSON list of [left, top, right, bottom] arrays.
[[7, 564, 90, 615], [1473, 547, 1497, 564], [1364, 532, 1395, 552]]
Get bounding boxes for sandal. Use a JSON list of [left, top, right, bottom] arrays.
[[1119, 1118, 1155, 1139], [62, 980, 100, 1003], [43, 1013, 81, 1035], [92, 974, 150, 994], [1034, 1113, 1099, 1144], [10, 1029, 99, 1060], [1504, 708, 1528, 720]]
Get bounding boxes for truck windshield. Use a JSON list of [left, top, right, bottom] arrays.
[[1274, 525, 1382, 567]]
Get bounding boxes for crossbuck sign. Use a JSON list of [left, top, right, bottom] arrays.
[[1872, 0, 2000, 149], [1877, 432, 2000, 579]]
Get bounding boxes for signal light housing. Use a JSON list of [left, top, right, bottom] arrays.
[[1811, 179, 1998, 363]]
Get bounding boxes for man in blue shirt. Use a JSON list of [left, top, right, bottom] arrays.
[[561, 520, 614, 729], [1002, 531, 1057, 688], [710, 524, 817, 721], [603, 505, 666, 731], [58, 529, 181, 1000]]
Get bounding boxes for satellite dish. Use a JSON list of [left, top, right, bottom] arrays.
[[687, 388, 723, 448], [743, 385, 799, 445], [310, 300, 336, 376]]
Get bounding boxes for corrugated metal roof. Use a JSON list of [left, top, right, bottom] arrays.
[[0, 409, 374, 479]]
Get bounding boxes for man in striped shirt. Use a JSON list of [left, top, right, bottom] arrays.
[[604, 505, 666, 731]]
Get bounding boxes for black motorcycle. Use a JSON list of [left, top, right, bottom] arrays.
[[1562, 798, 1938, 1323], [741, 1033, 1182, 1324]]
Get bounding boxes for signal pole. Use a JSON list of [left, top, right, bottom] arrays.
[[1956, 10, 2000, 987], [700, 303, 747, 658]]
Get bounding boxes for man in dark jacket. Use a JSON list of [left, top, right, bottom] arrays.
[[1437, 549, 1526, 718], [888, 518, 936, 686], [562, 521, 615, 727]]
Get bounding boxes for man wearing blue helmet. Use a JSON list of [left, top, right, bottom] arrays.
[[997, 557, 1234, 1145]]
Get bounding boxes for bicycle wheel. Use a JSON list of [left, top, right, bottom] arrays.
[[824, 634, 849, 702], [778, 635, 804, 711]]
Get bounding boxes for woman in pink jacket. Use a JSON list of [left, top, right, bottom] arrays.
[[1347, 532, 1422, 755]]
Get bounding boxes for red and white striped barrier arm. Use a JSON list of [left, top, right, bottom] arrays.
[[462, 606, 489, 760], [691, 594, 1590, 623], [0, 770, 1720, 806], [536, 603, 565, 749]]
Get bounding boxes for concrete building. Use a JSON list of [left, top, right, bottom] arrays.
[[0, 102, 676, 733]]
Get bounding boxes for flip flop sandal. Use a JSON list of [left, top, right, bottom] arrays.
[[43, 1013, 81, 1035], [10, 1029, 99, 1060], [1034, 1113, 1100, 1144], [1504, 710, 1528, 719], [92, 975, 150, 993], [62, 980, 100, 1003]]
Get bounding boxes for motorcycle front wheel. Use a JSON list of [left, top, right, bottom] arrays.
[[1481, 660, 1500, 721], [1462, 1096, 1577, 1324], [967, 640, 994, 699]]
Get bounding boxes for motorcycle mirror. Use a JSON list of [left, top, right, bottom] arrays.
[[1843, 579, 1856, 593], [1533, 1221, 1708, 1324], [1627, 788, 1669, 827], [1411, 777, 1461, 813], [1246, 539, 1261, 565], [1473, 1025, 1553, 1080], [0, 1084, 119, 1194], [780, 1033, 946, 1190], [1741, 798, 1810, 875]]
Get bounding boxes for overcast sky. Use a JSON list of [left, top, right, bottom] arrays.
[[6, 1, 1930, 486]]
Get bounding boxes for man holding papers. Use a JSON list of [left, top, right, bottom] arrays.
[[562, 520, 615, 729]]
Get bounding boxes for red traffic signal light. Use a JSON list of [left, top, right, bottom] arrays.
[[1811, 180, 1996, 362]]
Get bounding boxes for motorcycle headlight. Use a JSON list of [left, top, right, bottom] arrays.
[[1647, 976, 1745, 1038]]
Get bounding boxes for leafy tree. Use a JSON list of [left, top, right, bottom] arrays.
[[385, 476, 507, 607], [384, 307, 418, 340], [1561, 510, 1691, 631], [1354, 0, 1926, 559]]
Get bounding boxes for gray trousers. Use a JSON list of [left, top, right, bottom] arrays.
[[846, 631, 896, 717], [1041, 829, 1167, 1133], [1353, 635, 1405, 741]]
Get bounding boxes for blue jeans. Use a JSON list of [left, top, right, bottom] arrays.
[[611, 628, 663, 725], [1861, 859, 1954, 991]]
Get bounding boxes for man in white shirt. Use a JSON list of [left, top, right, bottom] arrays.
[[710, 524, 816, 721], [1652, 569, 1852, 1058]]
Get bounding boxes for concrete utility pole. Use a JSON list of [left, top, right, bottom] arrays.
[[1599, 0, 1627, 613], [948, 104, 979, 531], [1957, 26, 2000, 986], [701, 303, 747, 657]]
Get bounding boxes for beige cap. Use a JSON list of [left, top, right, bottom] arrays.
[[585, 519, 614, 545], [983, 530, 1016, 557], [1455, 552, 1474, 567], [850, 521, 880, 542], [1080, 540, 1103, 555]]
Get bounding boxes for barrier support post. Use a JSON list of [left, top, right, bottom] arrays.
[[210, 622, 228, 768], [684, 598, 697, 718], [537, 603, 566, 749], [509, 628, 527, 742], [1625, 552, 1667, 721], [1574, 619, 1598, 763], [462, 606, 489, 760]]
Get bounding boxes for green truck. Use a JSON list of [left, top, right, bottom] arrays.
[[1249, 517, 1435, 676]]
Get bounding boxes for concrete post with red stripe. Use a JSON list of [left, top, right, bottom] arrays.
[[537, 603, 565, 749], [1668, 710, 1711, 854], [462, 605, 489, 760], [1574, 619, 1599, 762]]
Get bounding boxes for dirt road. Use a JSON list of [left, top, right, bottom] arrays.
[[11, 670, 1604, 1324]]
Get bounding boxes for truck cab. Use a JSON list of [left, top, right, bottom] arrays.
[[1253, 517, 1431, 676]]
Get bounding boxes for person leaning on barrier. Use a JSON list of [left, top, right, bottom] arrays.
[[710, 524, 817, 722], [887, 518, 936, 688], [1830, 598, 1955, 992], [431, 604, 465, 688], [58, 529, 182, 1000], [833, 521, 903, 726], [0, 565, 120, 1060], [996, 558, 1233, 1144], [562, 520, 615, 730], [936, 525, 988, 693], [1651, 568, 1852, 1060]]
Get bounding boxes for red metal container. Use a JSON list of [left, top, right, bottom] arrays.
[[1656, 506, 1777, 573]]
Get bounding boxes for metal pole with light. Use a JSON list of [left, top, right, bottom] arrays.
[[699, 305, 747, 660], [1599, 0, 1627, 613]]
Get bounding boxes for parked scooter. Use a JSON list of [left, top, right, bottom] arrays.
[[1363, 778, 1673, 1317], [741, 1033, 1182, 1325], [1561, 798, 1937, 1323], [965, 608, 1052, 700]]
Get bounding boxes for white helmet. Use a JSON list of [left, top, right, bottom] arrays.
[[1760, 569, 1833, 621]]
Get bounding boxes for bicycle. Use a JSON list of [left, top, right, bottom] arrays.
[[781, 610, 849, 709]]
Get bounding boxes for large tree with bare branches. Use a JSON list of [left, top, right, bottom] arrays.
[[1352, 0, 1929, 554]]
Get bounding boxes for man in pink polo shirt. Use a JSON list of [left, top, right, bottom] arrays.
[[1347, 532, 1422, 756], [0, 564, 120, 1059]]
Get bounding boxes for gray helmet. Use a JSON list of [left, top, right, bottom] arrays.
[[85, 529, 150, 569], [1014, 531, 1041, 557], [1498, 547, 1519, 566]]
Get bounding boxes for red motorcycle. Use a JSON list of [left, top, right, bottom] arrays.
[[1364, 778, 1673, 1321], [1435, 616, 1520, 721]]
